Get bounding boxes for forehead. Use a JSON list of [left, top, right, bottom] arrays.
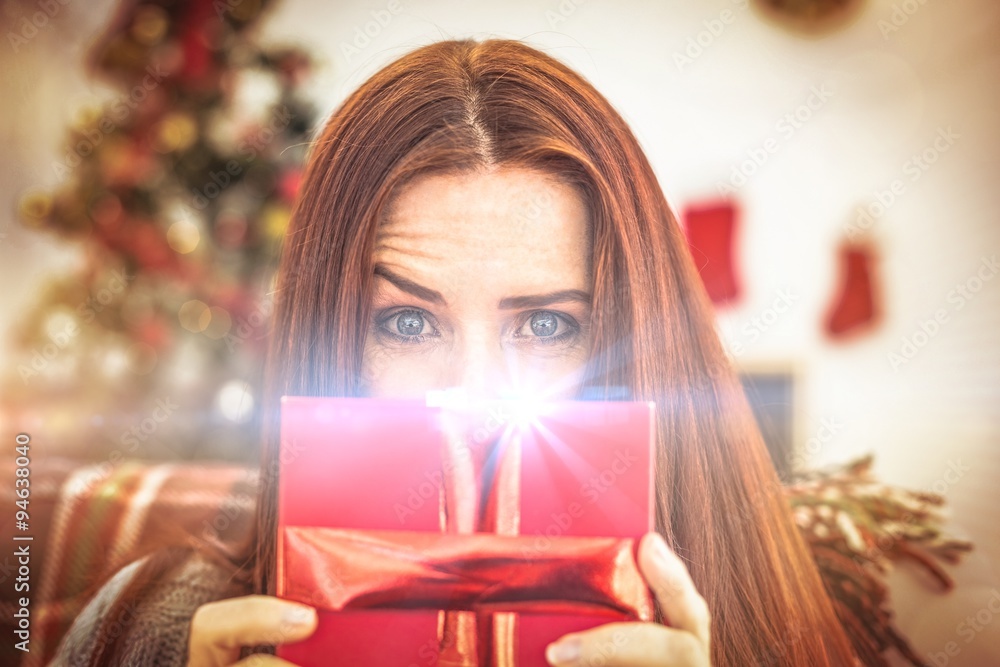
[[374, 168, 591, 277]]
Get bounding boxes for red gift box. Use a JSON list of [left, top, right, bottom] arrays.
[[276, 395, 656, 666]]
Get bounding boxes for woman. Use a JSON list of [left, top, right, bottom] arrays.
[[51, 38, 859, 666]]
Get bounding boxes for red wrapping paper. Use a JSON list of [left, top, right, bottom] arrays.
[[281, 527, 652, 618], [277, 396, 655, 666]]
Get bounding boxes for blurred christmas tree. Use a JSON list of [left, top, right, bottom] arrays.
[[3, 0, 317, 461]]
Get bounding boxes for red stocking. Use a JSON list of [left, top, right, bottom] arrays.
[[682, 201, 741, 305], [824, 241, 881, 338]]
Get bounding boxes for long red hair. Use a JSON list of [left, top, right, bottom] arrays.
[[254, 38, 858, 666], [88, 38, 858, 666]]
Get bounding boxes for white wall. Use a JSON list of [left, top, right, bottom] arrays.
[[2, 0, 997, 663], [210, 1, 1000, 663]]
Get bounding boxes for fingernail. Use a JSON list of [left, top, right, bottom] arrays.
[[649, 532, 671, 567], [546, 637, 581, 665], [282, 605, 315, 626]]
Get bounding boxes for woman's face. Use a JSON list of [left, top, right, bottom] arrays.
[[359, 167, 593, 401]]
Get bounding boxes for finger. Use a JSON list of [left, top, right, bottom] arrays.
[[188, 596, 317, 667], [232, 656, 305, 667], [638, 532, 711, 651], [545, 622, 708, 667]]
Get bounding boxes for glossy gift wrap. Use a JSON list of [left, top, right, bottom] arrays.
[[276, 395, 656, 666]]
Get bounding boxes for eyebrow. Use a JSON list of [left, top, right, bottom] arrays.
[[373, 263, 592, 310], [373, 263, 445, 304]]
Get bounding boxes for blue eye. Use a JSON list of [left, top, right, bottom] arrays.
[[374, 308, 580, 347], [378, 309, 436, 344], [395, 310, 425, 336], [528, 311, 558, 336], [514, 311, 579, 346]]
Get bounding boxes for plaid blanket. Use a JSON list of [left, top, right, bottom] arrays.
[[0, 457, 255, 667], [1, 455, 953, 667]]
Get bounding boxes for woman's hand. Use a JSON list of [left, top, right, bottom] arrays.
[[546, 532, 711, 666], [187, 595, 318, 666], [184, 534, 707, 666]]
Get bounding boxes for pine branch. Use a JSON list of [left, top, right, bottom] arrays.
[[787, 455, 973, 667]]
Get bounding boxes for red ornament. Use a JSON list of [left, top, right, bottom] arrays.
[[175, 0, 218, 85], [277, 169, 302, 203], [135, 316, 173, 350], [824, 241, 881, 339], [682, 201, 742, 305]]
